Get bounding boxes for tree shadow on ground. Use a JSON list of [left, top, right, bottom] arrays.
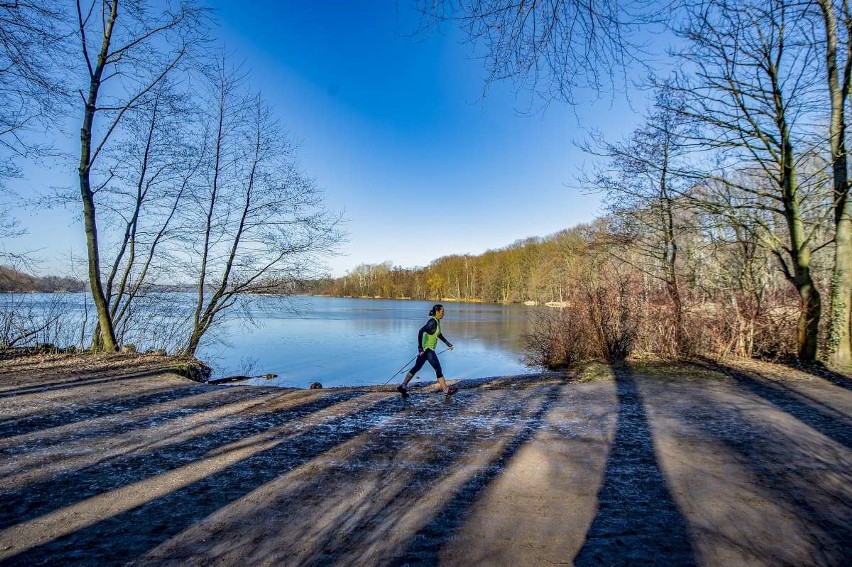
[[0, 390, 369, 531], [390, 384, 562, 565], [3, 393, 407, 566], [116, 377, 571, 566], [0, 371, 174, 400], [209, 385, 532, 565], [779, 360, 852, 392], [0, 387, 262, 453], [696, 360, 852, 450], [674, 362, 852, 566], [0, 354, 179, 384], [574, 363, 696, 566], [0, 374, 213, 439]]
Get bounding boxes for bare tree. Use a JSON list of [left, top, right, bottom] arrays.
[[0, 0, 67, 266], [582, 85, 694, 353], [0, 0, 65, 186], [415, 0, 670, 104], [671, 0, 832, 360], [74, 0, 206, 351], [93, 80, 201, 345], [177, 59, 343, 357]]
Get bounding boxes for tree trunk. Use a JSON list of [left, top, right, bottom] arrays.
[[667, 278, 684, 354], [828, 203, 852, 365], [78, 0, 119, 352], [80, 163, 116, 351], [661, 154, 683, 355], [182, 328, 204, 358], [795, 274, 821, 361], [819, 0, 852, 367], [779, 94, 819, 361]]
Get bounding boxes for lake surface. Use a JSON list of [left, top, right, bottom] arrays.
[[3, 293, 540, 388], [200, 296, 539, 388]]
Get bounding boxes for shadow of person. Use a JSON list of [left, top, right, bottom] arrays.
[[574, 363, 696, 566]]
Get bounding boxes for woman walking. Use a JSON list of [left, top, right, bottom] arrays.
[[397, 304, 458, 398]]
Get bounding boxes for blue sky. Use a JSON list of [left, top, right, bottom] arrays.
[[9, 1, 653, 277]]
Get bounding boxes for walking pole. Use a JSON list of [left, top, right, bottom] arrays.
[[383, 348, 451, 386], [383, 354, 418, 386]]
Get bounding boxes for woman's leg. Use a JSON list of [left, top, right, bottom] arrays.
[[401, 351, 428, 387], [424, 350, 450, 390], [424, 350, 443, 378]]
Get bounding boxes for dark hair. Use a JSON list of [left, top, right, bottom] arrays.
[[429, 304, 444, 316]]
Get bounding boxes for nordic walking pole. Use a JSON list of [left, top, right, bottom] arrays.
[[383, 354, 418, 385], [383, 348, 450, 386]]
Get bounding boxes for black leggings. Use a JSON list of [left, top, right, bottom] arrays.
[[409, 349, 443, 378]]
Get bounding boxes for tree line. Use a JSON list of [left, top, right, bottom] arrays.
[[317, 230, 582, 305], [0, 266, 85, 293]]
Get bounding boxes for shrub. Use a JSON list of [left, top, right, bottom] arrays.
[[524, 265, 640, 369]]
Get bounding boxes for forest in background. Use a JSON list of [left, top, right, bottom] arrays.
[[0, 266, 85, 293], [316, 206, 811, 365], [317, 230, 584, 305]]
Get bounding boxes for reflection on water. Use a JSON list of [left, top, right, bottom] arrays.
[[200, 296, 539, 388]]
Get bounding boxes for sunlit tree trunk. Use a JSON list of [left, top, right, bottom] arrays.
[[818, 0, 852, 366]]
